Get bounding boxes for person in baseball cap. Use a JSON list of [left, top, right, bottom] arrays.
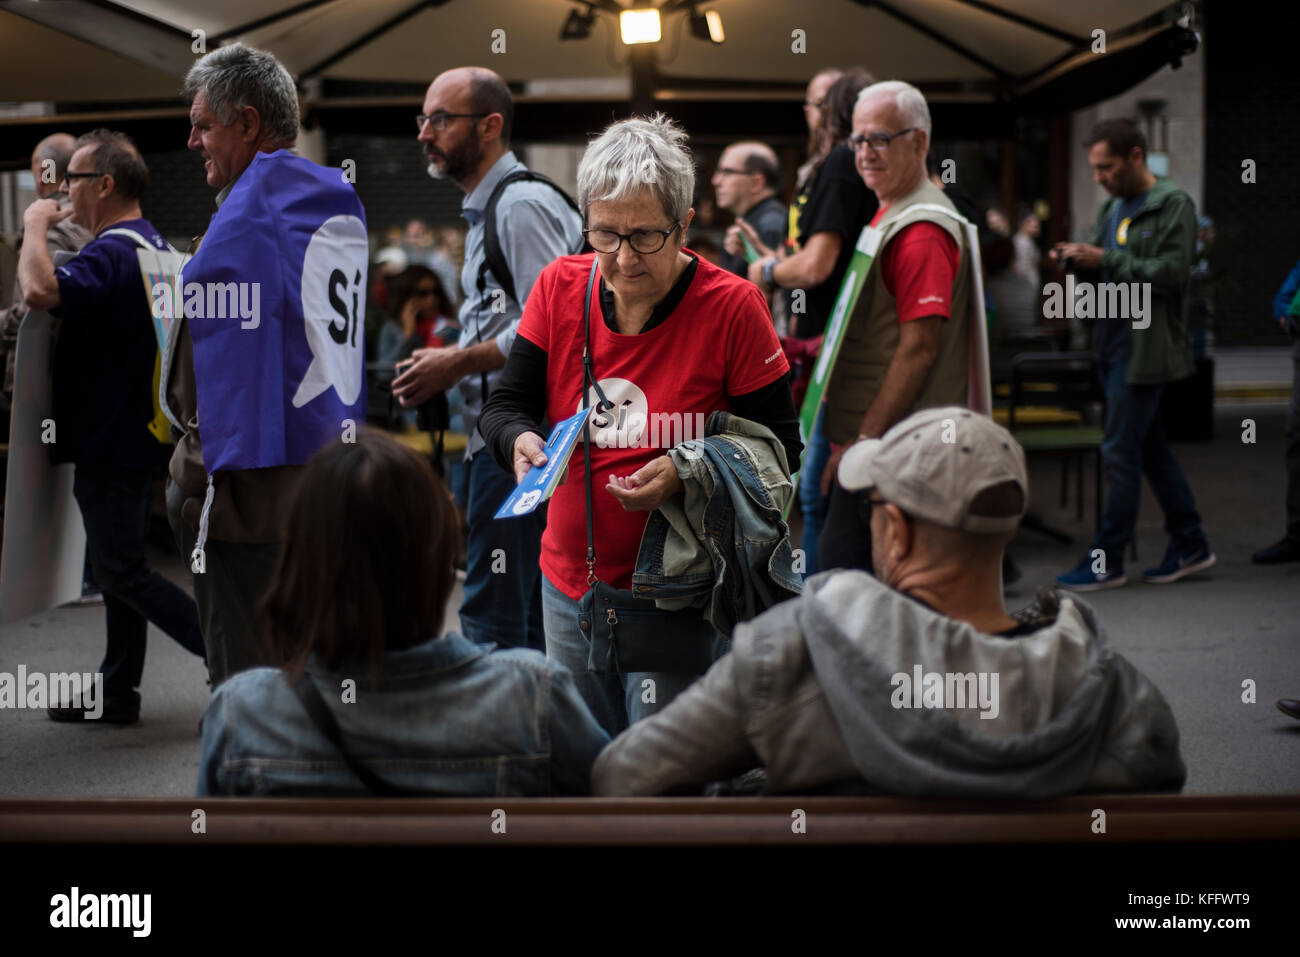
[[837, 406, 1027, 631], [591, 404, 1186, 798]]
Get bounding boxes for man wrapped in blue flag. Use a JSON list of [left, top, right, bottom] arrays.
[[179, 151, 367, 473], [164, 43, 367, 687]]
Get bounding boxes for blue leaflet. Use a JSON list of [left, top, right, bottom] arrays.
[[183, 150, 368, 473], [495, 407, 592, 519]]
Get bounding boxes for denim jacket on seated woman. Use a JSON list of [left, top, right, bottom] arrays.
[[197, 632, 610, 796]]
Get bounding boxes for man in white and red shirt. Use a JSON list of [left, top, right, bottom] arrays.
[[819, 80, 976, 573]]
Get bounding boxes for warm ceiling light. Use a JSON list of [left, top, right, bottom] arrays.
[[690, 8, 724, 44], [705, 10, 724, 43], [620, 8, 662, 45]]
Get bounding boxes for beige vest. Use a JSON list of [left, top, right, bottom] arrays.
[[823, 177, 974, 444]]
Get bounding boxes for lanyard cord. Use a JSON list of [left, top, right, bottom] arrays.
[[581, 258, 611, 586]]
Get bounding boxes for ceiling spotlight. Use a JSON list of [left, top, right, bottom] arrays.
[[561, 6, 596, 41], [620, 7, 662, 45], [689, 8, 724, 44]]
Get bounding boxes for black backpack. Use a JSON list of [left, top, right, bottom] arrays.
[[475, 169, 588, 307]]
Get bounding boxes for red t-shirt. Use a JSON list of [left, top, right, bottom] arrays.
[[517, 252, 790, 600], [871, 207, 960, 323]]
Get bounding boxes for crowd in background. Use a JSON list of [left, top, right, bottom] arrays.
[[4, 41, 1297, 801]]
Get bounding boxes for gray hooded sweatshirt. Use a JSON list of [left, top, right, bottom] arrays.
[[591, 570, 1186, 797]]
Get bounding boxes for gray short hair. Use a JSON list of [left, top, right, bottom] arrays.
[[856, 80, 931, 139], [183, 42, 299, 147], [576, 114, 694, 224]]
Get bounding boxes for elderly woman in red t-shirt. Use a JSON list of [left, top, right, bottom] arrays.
[[479, 114, 802, 736]]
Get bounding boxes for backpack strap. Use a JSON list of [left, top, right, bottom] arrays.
[[100, 226, 181, 256], [102, 227, 186, 440], [476, 169, 584, 308]]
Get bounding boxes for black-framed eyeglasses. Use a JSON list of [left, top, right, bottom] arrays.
[[849, 128, 920, 153], [415, 112, 488, 133], [583, 222, 681, 255], [62, 170, 104, 183], [714, 166, 749, 177], [804, 98, 824, 109]]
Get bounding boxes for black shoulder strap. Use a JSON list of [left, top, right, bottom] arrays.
[[291, 671, 413, 796], [581, 258, 610, 586], [478, 169, 584, 307]]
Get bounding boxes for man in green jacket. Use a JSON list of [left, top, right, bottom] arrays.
[[1051, 118, 1214, 590]]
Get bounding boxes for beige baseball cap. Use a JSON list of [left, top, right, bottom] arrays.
[[837, 406, 1028, 534]]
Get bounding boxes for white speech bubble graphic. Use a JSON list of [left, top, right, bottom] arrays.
[[292, 214, 368, 408], [513, 490, 542, 515], [577, 377, 648, 449]]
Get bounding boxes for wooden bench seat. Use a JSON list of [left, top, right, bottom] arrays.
[[3, 794, 1297, 845]]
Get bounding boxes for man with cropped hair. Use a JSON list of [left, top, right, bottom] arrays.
[[392, 66, 583, 653], [593, 408, 1186, 797], [714, 141, 785, 278], [2, 134, 93, 403], [19, 129, 206, 723], [818, 79, 977, 574], [1050, 117, 1213, 591]]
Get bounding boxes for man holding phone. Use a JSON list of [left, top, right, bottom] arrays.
[[1050, 118, 1212, 591]]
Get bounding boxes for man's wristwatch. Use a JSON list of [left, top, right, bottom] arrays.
[[761, 257, 777, 287]]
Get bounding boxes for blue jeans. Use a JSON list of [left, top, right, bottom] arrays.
[[1093, 359, 1206, 564], [458, 450, 545, 652], [74, 464, 205, 706], [541, 574, 708, 737], [797, 406, 831, 576]]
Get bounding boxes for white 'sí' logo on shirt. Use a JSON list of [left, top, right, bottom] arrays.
[[577, 377, 648, 449]]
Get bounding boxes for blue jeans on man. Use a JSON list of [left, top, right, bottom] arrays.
[[798, 405, 831, 576], [458, 450, 545, 651], [1058, 358, 1212, 589], [1096, 359, 1206, 557], [72, 464, 206, 711]]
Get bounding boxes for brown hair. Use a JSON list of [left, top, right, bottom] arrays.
[[1084, 118, 1147, 162], [73, 129, 149, 202], [467, 68, 514, 146], [260, 428, 458, 685], [390, 264, 453, 320], [822, 68, 875, 146]]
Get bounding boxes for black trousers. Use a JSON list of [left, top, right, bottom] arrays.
[[73, 463, 206, 707], [1285, 357, 1300, 542], [818, 483, 874, 574]]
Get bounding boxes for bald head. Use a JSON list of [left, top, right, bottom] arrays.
[[713, 140, 780, 216], [729, 141, 780, 186], [429, 66, 513, 145], [31, 133, 77, 198]]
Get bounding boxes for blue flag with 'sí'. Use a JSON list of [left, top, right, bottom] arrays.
[[182, 149, 367, 473]]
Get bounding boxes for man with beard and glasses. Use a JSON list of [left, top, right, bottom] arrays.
[[392, 67, 582, 653]]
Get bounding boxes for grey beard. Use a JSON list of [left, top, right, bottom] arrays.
[[426, 161, 447, 180]]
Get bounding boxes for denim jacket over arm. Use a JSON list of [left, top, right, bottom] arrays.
[[632, 411, 804, 637], [197, 632, 610, 796]]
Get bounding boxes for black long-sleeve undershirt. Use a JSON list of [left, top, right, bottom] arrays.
[[479, 335, 804, 477]]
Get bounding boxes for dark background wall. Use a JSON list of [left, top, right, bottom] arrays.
[[326, 133, 463, 235], [1204, 6, 1300, 345], [139, 148, 215, 242], [138, 136, 492, 242]]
